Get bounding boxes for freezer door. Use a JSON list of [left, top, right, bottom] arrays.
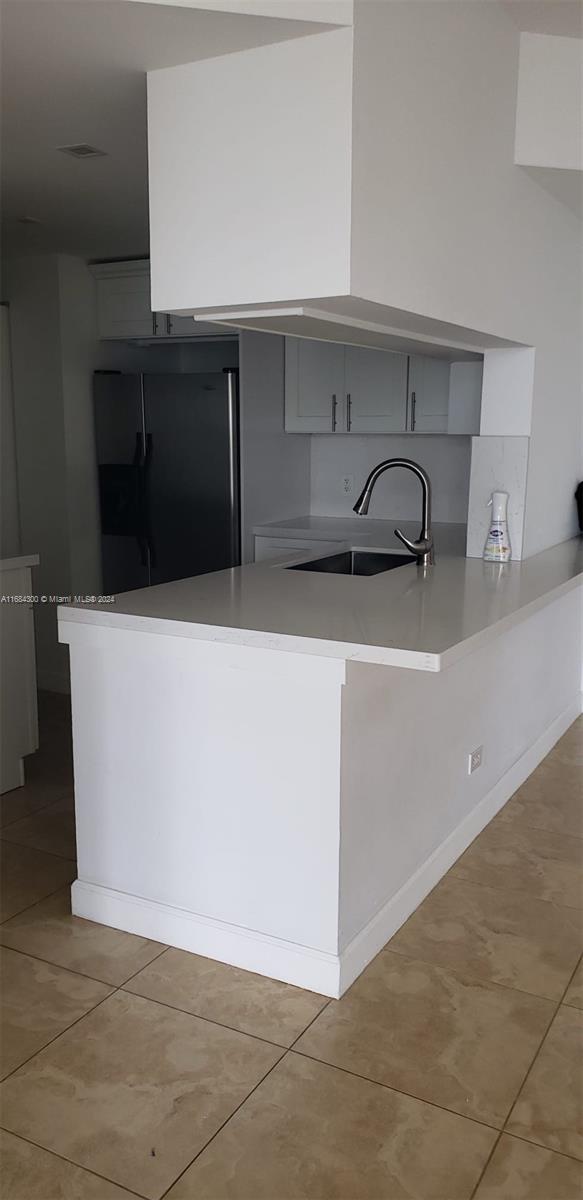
[[93, 373, 150, 594], [144, 372, 240, 586]]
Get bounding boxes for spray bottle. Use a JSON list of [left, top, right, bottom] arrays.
[[483, 491, 511, 562]]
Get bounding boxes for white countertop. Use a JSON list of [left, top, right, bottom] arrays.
[[58, 536, 583, 673], [0, 554, 40, 572], [253, 515, 468, 557]]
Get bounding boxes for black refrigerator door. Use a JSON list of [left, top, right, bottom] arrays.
[[93, 373, 150, 594], [143, 372, 240, 587]]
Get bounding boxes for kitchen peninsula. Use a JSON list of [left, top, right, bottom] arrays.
[[58, 538, 583, 996]]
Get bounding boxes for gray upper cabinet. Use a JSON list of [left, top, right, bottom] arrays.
[[407, 355, 450, 433], [284, 338, 407, 435], [94, 263, 156, 340], [345, 346, 408, 433], [92, 261, 223, 342], [284, 337, 482, 436], [284, 338, 345, 433]]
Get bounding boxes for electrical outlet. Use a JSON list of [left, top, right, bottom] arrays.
[[468, 746, 483, 775], [342, 475, 354, 496]]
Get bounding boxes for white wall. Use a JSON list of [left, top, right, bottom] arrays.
[[349, 0, 582, 555], [5, 255, 71, 691], [5, 252, 240, 690], [0, 305, 21, 558], [310, 435, 471, 524], [340, 585, 583, 949], [147, 27, 353, 311], [239, 331, 310, 560], [515, 33, 583, 171]]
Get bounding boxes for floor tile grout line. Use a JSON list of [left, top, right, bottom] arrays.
[[287, 997, 333, 1050], [383, 941, 578, 1006], [157, 1050, 288, 1200], [0, 832, 78, 863], [0, 879, 77, 927], [119, 981, 311, 1053], [471, 815, 583, 847], [422, 869, 583, 913], [0, 938, 169, 991], [468, 1129, 504, 1199], [470, 952, 583, 1198], [498, 820, 583, 841], [1, 966, 332, 1200], [502, 951, 583, 1139], [0, 788, 74, 833], [0, 1126, 149, 1200], [0, 984, 119, 1086], [446, 867, 583, 912], [381, 945, 568, 1006], [289, 1047, 501, 1134], [497, 1128, 583, 1168]]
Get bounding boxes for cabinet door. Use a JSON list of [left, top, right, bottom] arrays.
[[96, 270, 156, 339], [448, 361, 483, 434], [344, 347, 408, 434], [408, 356, 450, 433], [254, 536, 340, 562], [284, 338, 345, 433], [164, 313, 223, 338]]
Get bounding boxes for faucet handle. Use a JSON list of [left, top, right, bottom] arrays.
[[395, 528, 434, 566]]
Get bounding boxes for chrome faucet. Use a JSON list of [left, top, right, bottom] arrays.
[[353, 458, 435, 567]]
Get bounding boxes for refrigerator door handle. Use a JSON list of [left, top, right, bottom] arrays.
[[224, 369, 241, 567], [140, 432, 156, 570]]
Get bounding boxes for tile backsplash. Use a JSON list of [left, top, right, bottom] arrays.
[[310, 435, 472, 524]]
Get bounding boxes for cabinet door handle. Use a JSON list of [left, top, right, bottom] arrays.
[[166, 314, 172, 336], [152, 312, 157, 336], [411, 390, 417, 431], [346, 393, 352, 432], [332, 394, 337, 432]]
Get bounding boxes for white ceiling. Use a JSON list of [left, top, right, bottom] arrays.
[[0, 0, 324, 260]]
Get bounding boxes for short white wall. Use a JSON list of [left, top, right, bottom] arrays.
[[339, 585, 583, 951]]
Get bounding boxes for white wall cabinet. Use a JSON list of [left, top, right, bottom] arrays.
[[285, 337, 482, 437], [92, 262, 225, 342]]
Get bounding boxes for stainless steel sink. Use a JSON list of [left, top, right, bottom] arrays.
[[287, 550, 417, 576]]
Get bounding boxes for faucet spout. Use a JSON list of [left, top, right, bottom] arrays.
[[353, 458, 434, 567]]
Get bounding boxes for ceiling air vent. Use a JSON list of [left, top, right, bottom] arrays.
[[57, 144, 107, 159]]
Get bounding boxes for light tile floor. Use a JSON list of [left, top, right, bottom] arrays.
[[0, 694, 581, 1200]]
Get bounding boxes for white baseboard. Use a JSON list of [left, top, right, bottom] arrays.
[[72, 693, 582, 1000], [338, 691, 583, 994], [72, 880, 343, 997]]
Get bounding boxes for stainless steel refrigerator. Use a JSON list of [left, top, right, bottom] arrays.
[[94, 370, 240, 594]]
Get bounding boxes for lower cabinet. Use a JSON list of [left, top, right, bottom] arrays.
[[254, 536, 339, 562]]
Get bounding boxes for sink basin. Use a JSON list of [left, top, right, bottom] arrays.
[[287, 550, 417, 576]]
